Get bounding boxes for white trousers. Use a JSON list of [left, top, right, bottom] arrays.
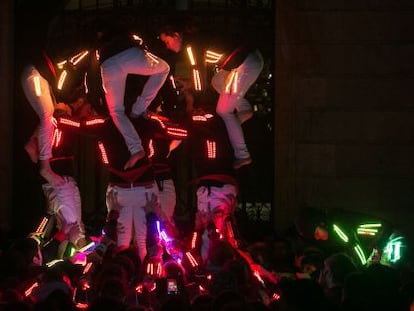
[[106, 182, 160, 262], [212, 49, 264, 159], [21, 65, 55, 161], [42, 176, 85, 245], [101, 47, 170, 155]]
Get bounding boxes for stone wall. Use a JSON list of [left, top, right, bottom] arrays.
[[275, 1, 414, 242]]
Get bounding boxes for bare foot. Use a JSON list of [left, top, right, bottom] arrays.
[[40, 168, 65, 187], [24, 139, 39, 163], [123, 150, 145, 170]]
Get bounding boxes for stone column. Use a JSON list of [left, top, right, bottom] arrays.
[[0, 0, 13, 234]]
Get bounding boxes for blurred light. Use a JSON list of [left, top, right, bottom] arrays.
[[98, 141, 109, 164], [353, 244, 367, 265], [206, 140, 216, 159], [24, 282, 39, 297], [205, 50, 223, 64], [384, 235, 405, 264], [193, 69, 202, 91], [186, 46, 196, 65], [333, 224, 349, 243], [35, 216, 49, 234], [57, 70, 67, 90], [34, 76, 42, 96], [59, 118, 81, 128], [46, 259, 64, 267]]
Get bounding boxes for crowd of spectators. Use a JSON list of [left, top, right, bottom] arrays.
[[1, 208, 414, 311]]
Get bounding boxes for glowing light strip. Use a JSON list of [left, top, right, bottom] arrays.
[[253, 271, 265, 285], [146, 262, 155, 275], [394, 241, 402, 262], [167, 128, 188, 137], [84, 73, 89, 94], [98, 142, 109, 164], [132, 34, 143, 45], [83, 262, 93, 274], [191, 232, 197, 249], [46, 259, 64, 267], [224, 71, 239, 94], [60, 118, 81, 127], [386, 240, 403, 263], [160, 230, 169, 242], [82, 282, 90, 290], [148, 139, 154, 158], [149, 115, 166, 128], [78, 241, 95, 253], [193, 69, 202, 91], [226, 220, 235, 240], [85, 118, 106, 126], [333, 224, 349, 243], [70, 50, 89, 66], [206, 140, 216, 159], [156, 221, 161, 237], [232, 71, 238, 93], [357, 228, 378, 233], [186, 46, 196, 65], [69, 246, 76, 257], [25, 282, 39, 297], [52, 128, 62, 148], [272, 293, 281, 300], [192, 115, 207, 122], [359, 223, 382, 228], [34, 76, 42, 96], [57, 60, 67, 69], [157, 262, 162, 276], [170, 75, 179, 94], [357, 230, 376, 236], [185, 251, 199, 267], [57, 70, 67, 90], [205, 50, 223, 63], [225, 71, 236, 94], [148, 283, 156, 292], [75, 302, 89, 310], [354, 244, 367, 265], [145, 51, 159, 64], [390, 236, 404, 242], [35, 217, 48, 233]]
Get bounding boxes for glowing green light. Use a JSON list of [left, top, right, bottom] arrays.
[[358, 223, 382, 228], [69, 246, 76, 257], [389, 236, 404, 243], [354, 244, 367, 265], [385, 240, 403, 263], [333, 224, 349, 243], [357, 228, 378, 236]]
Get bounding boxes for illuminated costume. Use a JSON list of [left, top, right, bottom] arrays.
[[21, 49, 91, 250], [71, 112, 186, 262], [21, 48, 91, 185], [212, 48, 264, 168], [159, 25, 263, 168], [189, 110, 240, 262], [97, 26, 170, 166], [146, 113, 188, 236]]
